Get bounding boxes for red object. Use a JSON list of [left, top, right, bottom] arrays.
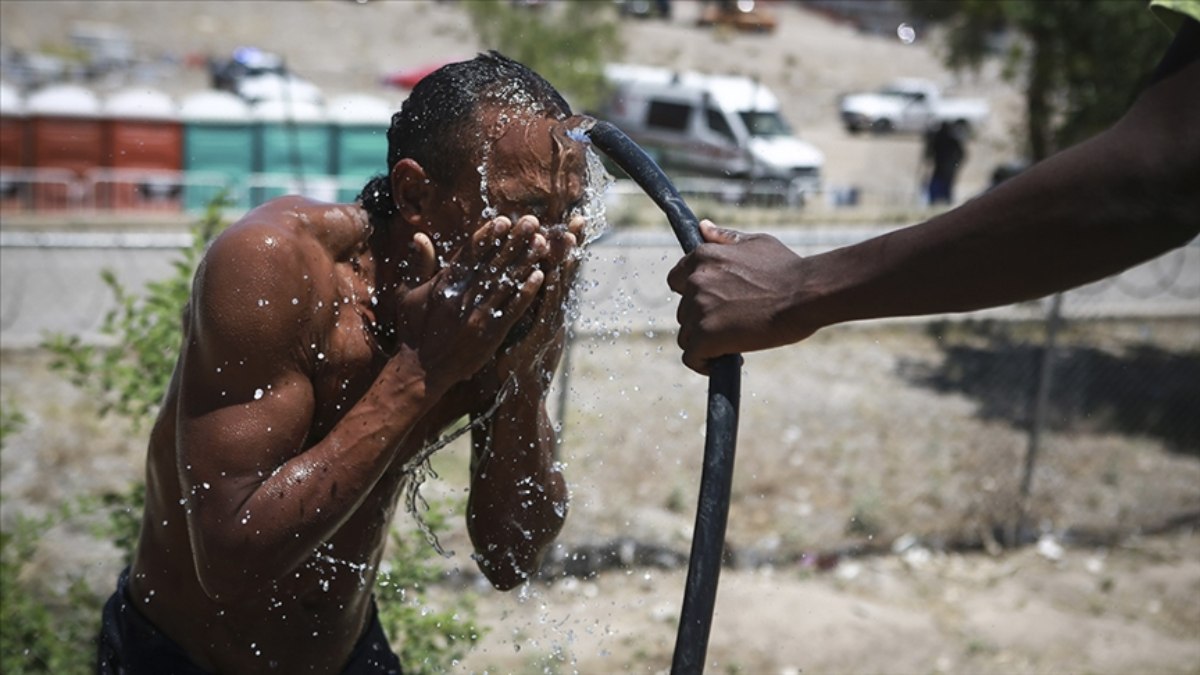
[[381, 61, 456, 90]]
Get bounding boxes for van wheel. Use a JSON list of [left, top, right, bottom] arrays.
[[871, 119, 894, 134]]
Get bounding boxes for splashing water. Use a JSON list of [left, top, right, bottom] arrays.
[[575, 145, 614, 249], [475, 126, 613, 249], [897, 23, 916, 44], [398, 119, 612, 557], [398, 377, 515, 556]]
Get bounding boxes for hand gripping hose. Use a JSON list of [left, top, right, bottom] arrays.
[[586, 119, 741, 674]]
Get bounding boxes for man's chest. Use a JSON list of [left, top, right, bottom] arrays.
[[306, 303, 388, 432]]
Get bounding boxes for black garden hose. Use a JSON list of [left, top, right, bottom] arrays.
[[586, 119, 742, 675]]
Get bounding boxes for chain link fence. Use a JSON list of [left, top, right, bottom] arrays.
[[2, 227, 1197, 563]]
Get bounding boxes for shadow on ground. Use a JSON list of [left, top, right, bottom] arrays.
[[899, 324, 1200, 456]]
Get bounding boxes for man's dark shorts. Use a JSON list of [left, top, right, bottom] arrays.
[[97, 568, 403, 674]]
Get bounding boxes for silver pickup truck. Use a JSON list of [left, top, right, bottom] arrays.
[[839, 78, 989, 135]]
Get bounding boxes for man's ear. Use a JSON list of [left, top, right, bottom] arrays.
[[390, 158, 431, 227]]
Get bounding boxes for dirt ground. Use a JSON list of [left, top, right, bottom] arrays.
[[3, 319, 1198, 673], [456, 533, 1200, 674]]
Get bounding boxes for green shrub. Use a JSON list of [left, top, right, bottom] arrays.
[[376, 500, 485, 674], [44, 196, 227, 430], [0, 403, 97, 673]]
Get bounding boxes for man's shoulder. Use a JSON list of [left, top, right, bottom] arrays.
[[208, 197, 368, 268]]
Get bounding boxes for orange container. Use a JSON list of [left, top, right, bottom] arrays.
[[100, 88, 182, 210], [26, 85, 103, 211]]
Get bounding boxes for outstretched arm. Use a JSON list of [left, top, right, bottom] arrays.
[[669, 24, 1199, 374]]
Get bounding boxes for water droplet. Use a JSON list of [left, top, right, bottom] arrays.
[[897, 23, 916, 44], [254, 388, 264, 400]]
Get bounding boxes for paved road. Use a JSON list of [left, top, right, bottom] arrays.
[[2, 227, 1197, 349]]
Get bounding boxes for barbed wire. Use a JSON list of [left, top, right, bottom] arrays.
[[2, 231, 1196, 349]]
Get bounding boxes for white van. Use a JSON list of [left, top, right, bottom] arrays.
[[598, 63, 823, 203]]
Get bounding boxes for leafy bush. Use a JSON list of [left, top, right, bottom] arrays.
[[376, 501, 485, 674], [0, 404, 97, 674], [44, 197, 227, 429]]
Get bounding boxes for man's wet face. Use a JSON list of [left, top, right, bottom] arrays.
[[484, 113, 588, 228], [433, 111, 588, 250]]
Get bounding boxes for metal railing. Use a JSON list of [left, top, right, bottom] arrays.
[[0, 168, 373, 215]]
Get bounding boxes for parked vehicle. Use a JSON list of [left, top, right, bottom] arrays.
[[381, 60, 456, 90], [598, 63, 823, 204], [696, 0, 777, 33], [210, 47, 321, 105], [838, 78, 989, 135]]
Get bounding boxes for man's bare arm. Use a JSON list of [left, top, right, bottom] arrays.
[[465, 216, 580, 589], [670, 45, 1199, 374], [467, 375, 567, 590]]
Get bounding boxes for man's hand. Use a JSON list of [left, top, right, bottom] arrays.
[[487, 214, 585, 399], [396, 216, 551, 394], [668, 220, 822, 374]]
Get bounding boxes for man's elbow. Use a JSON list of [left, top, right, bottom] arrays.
[[472, 521, 564, 590], [476, 549, 545, 591], [1134, 155, 1200, 251], [485, 567, 533, 592], [1115, 100, 1200, 248]]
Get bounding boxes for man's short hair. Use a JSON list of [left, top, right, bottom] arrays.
[[359, 51, 573, 219]]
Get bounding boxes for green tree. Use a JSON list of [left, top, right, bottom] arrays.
[[913, 0, 1173, 160], [464, 0, 624, 112]]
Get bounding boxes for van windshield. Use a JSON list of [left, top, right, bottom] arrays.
[[739, 111, 791, 138]]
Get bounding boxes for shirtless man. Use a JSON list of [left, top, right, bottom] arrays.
[[97, 52, 591, 674]]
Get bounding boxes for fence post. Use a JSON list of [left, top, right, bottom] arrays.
[[553, 321, 576, 457], [1016, 291, 1064, 544]]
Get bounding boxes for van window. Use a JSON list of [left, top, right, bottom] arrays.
[[738, 111, 791, 138], [646, 100, 692, 132], [705, 108, 736, 142]]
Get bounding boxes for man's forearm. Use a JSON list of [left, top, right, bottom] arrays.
[[189, 347, 444, 599], [467, 387, 567, 589]]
